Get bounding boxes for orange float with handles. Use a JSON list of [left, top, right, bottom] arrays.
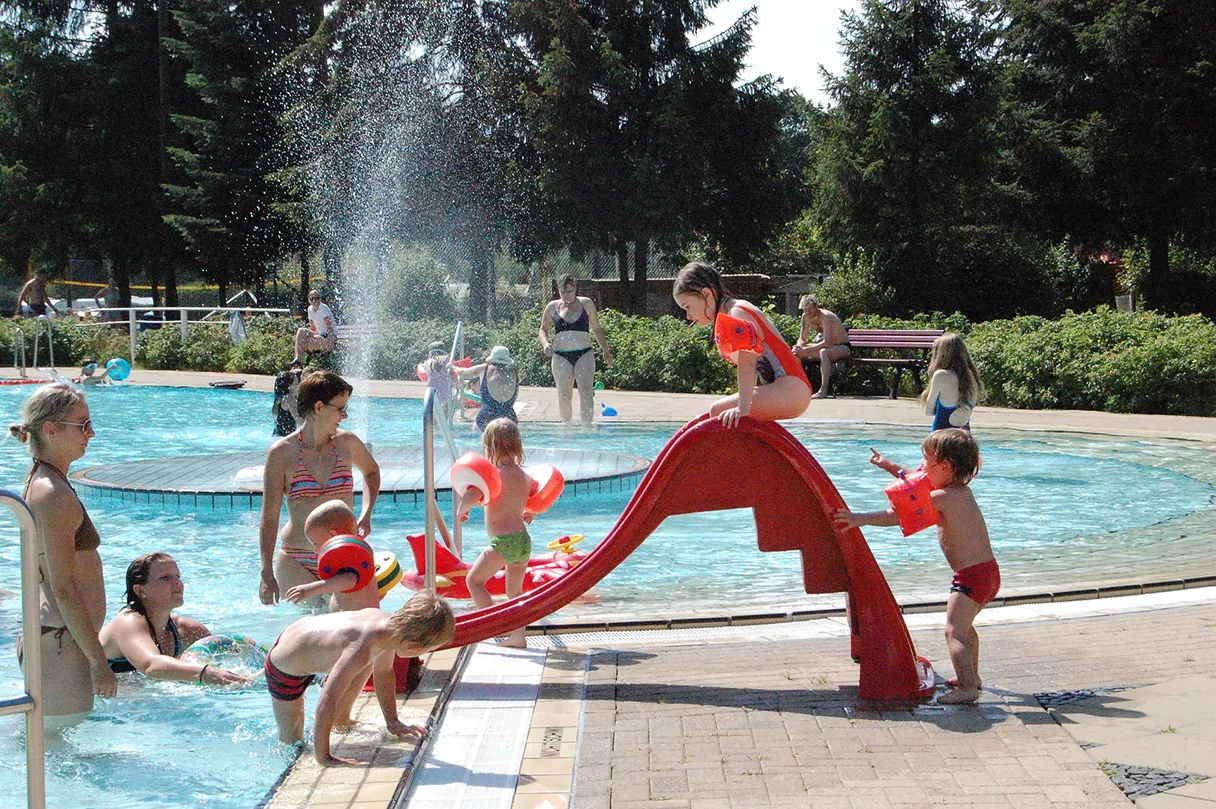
[[318, 535, 375, 592], [884, 471, 940, 536], [450, 452, 501, 505], [713, 312, 763, 362], [524, 463, 565, 514]]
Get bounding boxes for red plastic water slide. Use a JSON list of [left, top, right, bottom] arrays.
[[450, 414, 934, 700]]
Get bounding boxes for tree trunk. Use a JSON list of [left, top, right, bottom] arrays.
[[1145, 230, 1171, 312], [323, 241, 341, 289], [299, 252, 311, 316], [616, 244, 629, 313], [468, 235, 495, 323], [633, 241, 648, 316], [157, 0, 179, 308]]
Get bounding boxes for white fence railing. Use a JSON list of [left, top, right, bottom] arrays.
[[72, 306, 291, 362]]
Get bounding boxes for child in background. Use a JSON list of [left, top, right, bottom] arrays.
[[921, 333, 983, 431], [833, 429, 997, 704], [418, 341, 452, 407], [455, 417, 532, 648], [266, 591, 454, 765], [672, 262, 811, 426], [78, 359, 114, 387], [285, 501, 384, 730]]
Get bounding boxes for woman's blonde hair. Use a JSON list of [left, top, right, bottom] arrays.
[[8, 382, 86, 456], [920, 333, 984, 407], [387, 591, 455, 649], [481, 417, 525, 467]]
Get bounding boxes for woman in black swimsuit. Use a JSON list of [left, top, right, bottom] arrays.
[[9, 382, 116, 719], [538, 275, 613, 424], [99, 552, 251, 685]]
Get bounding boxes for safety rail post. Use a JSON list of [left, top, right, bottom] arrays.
[[0, 490, 46, 809], [13, 328, 26, 377], [422, 388, 437, 592], [449, 323, 464, 559], [31, 317, 54, 374], [179, 310, 189, 345], [128, 309, 138, 362]]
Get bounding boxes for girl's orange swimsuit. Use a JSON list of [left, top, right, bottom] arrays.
[[715, 300, 810, 388]]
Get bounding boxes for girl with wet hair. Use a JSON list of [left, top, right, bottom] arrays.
[[672, 262, 812, 426], [9, 382, 115, 720], [920, 333, 984, 431]]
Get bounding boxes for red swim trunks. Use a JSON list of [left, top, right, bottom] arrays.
[[950, 559, 1001, 606]]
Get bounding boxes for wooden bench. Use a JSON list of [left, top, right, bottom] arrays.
[[842, 328, 944, 399], [333, 323, 393, 344]]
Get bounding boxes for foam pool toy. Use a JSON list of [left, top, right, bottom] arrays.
[[884, 471, 940, 536], [525, 463, 565, 515], [375, 551, 403, 599], [181, 634, 268, 681], [318, 534, 375, 592], [451, 452, 501, 505], [399, 533, 588, 599], [593, 380, 605, 391], [546, 534, 584, 553], [106, 357, 131, 381], [600, 403, 617, 417], [235, 465, 264, 491]]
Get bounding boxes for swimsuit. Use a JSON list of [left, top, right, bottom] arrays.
[[108, 616, 181, 673], [281, 545, 319, 574], [476, 370, 518, 430], [931, 399, 973, 432], [951, 559, 1001, 607], [287, 433, 354, 501], [490, 529, 532, 565], [718, 301, 810, 388], [265, 641, 316, 701], [553, 307, 593, 368]]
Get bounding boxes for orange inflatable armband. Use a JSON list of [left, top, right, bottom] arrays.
[[883, 471, 940, 536], [451, 452, 502, 505], [318, 535, 375, 592], [713, 312, 762, 362], [524, 463, 565, 514]]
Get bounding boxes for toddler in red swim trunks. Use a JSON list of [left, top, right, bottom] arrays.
[[834, 428, 996, 705]]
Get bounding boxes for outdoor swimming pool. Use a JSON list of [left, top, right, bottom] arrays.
[[0, 384, 1213, 808]]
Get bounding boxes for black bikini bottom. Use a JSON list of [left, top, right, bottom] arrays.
[[554, 347, 593, 367]]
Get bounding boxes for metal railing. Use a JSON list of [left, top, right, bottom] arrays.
[[31, 316, 54, 374], [73, 306, 290, 362], [0, 490, 46, 809], [12, 328, 26, 377], [421, 322, 467, 590]]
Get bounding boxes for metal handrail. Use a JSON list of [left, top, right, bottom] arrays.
[[13, 328, 26, 377], [422, 322, 466, 585], [447, 323, 465, 559], [31, 316, 54, 374], [0, 490, 46, 809]]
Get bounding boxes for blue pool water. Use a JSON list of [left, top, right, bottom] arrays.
[[0, 384, 1212, 808]]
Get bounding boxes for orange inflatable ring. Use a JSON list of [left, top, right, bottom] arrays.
[[713, 312, 763, 362], [545, 534, 584, 553], [415, 362, 429, 382], [884, 471, 940, 537], [450, 452, 501, 505], [525, 463, 565, 514], [318, 535, 375, 593]]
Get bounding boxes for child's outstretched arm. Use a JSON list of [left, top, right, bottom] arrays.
[[868, 447, 916, 478], [313, 644, 373, 766], [372, 651, 426, 740], [285, 573, 356, 604], [455, 488, 481, 522], [833, 506, 900, 530]]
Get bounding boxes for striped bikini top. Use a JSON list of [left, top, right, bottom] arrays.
[[288, 433, 354, 501]]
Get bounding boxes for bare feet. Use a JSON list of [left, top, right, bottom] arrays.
[[333, 718, 356, 732], [937, 686, 981, 705], [496, 633, 527, 649], [811, 391, 830, 400], [945, 677, 982, 690]]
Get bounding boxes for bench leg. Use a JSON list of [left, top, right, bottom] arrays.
[[888, 367, 902, 399], [909, 368, 924, 396]]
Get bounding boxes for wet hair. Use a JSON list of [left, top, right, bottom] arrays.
[[297, 370, 353, 417], [923, 428, 981, 485], [305, 500, 357, 543], [123, 551, 179, 651], [557, 274, 576, 291], [428, 340, 446, 356], [387, 591, 455, 650], [919, 333, 984, 408], [672, 262, 732, 351], [8, 382, 86, 457], [482, 417, 525, 467]]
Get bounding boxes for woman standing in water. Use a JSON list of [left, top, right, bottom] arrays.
[[538, 275, 613, 424]]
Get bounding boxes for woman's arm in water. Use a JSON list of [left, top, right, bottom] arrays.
[[537, 301, 555, 357], [258, 443, 289, 604], [583, 298, 613, 368], [344, 434, 381, 537], [36, 485, 117, 698], [106, 612, 248, 684]]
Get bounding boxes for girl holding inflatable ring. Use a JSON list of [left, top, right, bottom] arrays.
[[100, 553, 252, 686], [257, 371, 381, 605], [672, 262, 812, 427]]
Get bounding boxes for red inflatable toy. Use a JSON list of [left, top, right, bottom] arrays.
[[398, 533, 588, 599], [525, 463, 565, 514], [318, 535, 375, 592], [451, 452, 501, 505], [884, 471, 940, 536]]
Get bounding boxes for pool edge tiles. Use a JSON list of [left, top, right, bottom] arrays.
[[68, 445, 651, 508]]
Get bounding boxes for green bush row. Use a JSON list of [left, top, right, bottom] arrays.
[[4, 306, 1213, 417]]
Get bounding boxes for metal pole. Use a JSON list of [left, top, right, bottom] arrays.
[[0, 490, 46, 809], [128, 309, 138, 362], [423, 388, 437, 592], [450, 323, 465, 559], [179, 309, 189, 345]]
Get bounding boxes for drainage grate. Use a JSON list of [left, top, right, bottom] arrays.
[[1099, 762, 1209, 799], [1033, 684, 1139, 709]]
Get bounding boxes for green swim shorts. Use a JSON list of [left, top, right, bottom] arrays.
[[490, 529, 532, 565]]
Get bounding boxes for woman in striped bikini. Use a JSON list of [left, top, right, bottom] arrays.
[[257, 371, 382, 605]]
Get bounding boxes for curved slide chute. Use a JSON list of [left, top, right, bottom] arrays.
[[451, 414, 933, 700]]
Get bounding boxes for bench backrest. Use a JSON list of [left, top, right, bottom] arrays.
[[845, 328, 944, 350], [334, 323, 390, 340]]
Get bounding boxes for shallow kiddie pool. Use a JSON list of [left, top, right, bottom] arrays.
[[0, 384, 1212, 808]]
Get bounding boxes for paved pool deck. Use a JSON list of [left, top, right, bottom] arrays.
[[9, 367, 1215, 808]]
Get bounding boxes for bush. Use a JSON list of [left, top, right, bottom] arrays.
[[814, 250, 895, 319], [227, 315, 295, 374]]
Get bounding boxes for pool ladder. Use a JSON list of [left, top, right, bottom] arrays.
[[12, 327, 27, 377], [31, 316, 55, 376], [0, 490, 46, 809]]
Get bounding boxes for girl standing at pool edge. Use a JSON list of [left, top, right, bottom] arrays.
[[920, 333, 983, 431], [672, 262, 812, 426]]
